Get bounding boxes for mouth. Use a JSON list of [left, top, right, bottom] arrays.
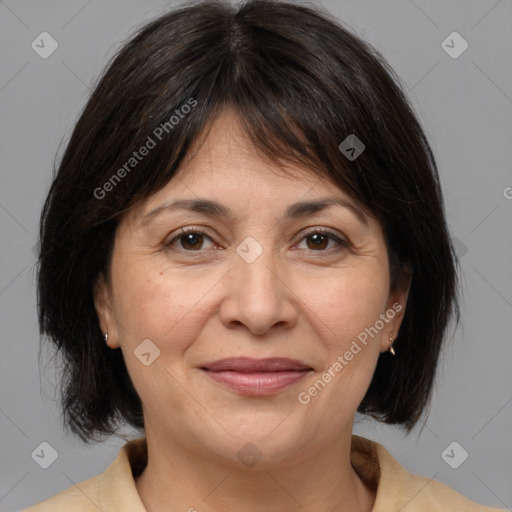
[[200, 357, 313, 396]]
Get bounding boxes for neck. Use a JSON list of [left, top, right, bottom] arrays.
[[135, 427, 376, 512]]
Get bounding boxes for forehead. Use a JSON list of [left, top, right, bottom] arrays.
[[175, 108, 320, 185], [128, 108, 372, 228]]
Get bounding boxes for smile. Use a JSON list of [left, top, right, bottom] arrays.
[[200, 357, 313, 396]]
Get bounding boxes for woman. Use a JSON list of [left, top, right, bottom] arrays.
[[26, 0, 503, 510]]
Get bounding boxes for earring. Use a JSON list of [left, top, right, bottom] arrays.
[[104, 332, 109, 343], [388, 335, 396, 356]]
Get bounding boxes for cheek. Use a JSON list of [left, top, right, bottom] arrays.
[[111, 259, 216, 351], [111, 268, 204, 405], [302, 266, 389, 347], [296, 277, 386, 423]]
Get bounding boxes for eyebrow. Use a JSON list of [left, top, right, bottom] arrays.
[[138, 196, 369, 227]]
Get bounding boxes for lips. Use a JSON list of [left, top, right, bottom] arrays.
[[200, 357, 313, 396], [201, 357, 313, 372]]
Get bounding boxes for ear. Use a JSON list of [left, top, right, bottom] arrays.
[[93, 273, 120, 349], [380, 266, 412, 352]]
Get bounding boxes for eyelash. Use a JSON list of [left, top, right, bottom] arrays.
[[164, 226, 349, 255]]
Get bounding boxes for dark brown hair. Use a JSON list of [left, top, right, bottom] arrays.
[[37, 0, 459, 442]]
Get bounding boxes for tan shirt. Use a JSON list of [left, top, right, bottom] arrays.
[[24, 435, 504, 511]]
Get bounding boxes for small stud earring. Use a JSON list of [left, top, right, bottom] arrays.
[[388, 335, 396, 356], [104, 332, 109, 343]]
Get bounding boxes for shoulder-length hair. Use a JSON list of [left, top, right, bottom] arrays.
[[37, 0, 458, 442]]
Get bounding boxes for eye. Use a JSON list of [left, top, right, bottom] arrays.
[[163, 227, 348, 255], [164, 227, 216, 252], [295, 229, 348, 252]]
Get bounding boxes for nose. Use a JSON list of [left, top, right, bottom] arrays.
[[219, 243, 299, 336]]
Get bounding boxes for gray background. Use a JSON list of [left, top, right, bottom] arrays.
[[1, 0, 511, 510]]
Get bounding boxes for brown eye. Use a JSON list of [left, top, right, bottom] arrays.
[[165, 228, 215, 252], [297, 229, 348, 252], [306, 233, 330, 250], [180, 232, 204, 250]]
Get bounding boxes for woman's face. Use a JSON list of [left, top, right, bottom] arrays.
[[95, 109, 408, 466]]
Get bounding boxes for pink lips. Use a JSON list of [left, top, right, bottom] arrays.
[[200, 357, 313, 396]]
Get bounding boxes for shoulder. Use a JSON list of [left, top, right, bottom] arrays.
[[397, 472, 505, 512], [23, 473, 103, 512], [23, 438, 147, 512], [350, 435, 505, 512]]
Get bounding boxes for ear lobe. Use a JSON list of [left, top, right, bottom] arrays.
[[383, 266, 412, 350], [398, 265, 412, 313], [93, 273, 120, 348]]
